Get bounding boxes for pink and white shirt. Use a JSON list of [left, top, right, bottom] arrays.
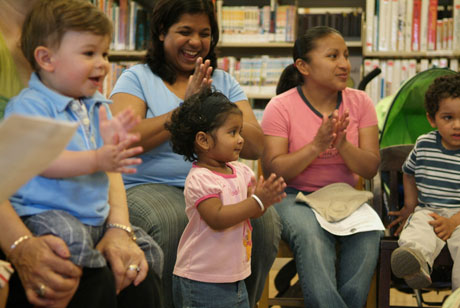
[[173, 161, 254, 283]]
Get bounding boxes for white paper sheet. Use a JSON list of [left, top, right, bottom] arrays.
[[0, 114, 77, 202], [312, 203, 385, 236]]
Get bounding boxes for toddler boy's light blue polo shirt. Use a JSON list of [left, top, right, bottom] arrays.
[[5, 73, 112, 226]]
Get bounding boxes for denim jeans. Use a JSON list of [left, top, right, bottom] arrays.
[[172, 275, 249, 308], [274, 193, 382, 308], [126, 183, 281, 308]]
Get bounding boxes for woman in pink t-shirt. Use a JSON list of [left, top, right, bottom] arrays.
[[165, 89, 286, 308], [261, 26, 382, 308]]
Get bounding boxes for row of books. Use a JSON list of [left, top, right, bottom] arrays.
[[218, 56, 293, 97], [365, 0, 460, 52], [363, 58, 459, 104], [102, 62, 137, 98], [89, 0, 150, 51], [103, 56, 293, 99], [297, 7, 362, 41], [216, 1, 296, 43]]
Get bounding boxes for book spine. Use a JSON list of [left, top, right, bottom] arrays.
[[453, 0, 460, 50], [427, 0, 438, 50], [420, 0, 429, 51], [412, 0, 422, 51]]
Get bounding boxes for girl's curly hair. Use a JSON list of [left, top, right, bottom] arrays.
[[165, 89, 242, 162], [425, 74, 460, 119]]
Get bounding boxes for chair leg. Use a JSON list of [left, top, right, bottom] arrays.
[[258, 273, 269, 308], [366, 272, 377, 308], [414, 289, 423, 307], [378, 248, 392, 308]]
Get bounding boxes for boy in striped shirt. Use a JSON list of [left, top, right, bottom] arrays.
[[390, 74, 460, 290]]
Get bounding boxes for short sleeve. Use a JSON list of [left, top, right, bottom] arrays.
[[185, 170, 223, 207], [261, 97, 290, 138], [212, 69, 247, 103], [233, 161, 255, 188], [402, 145, 417, 175], [352, 91, 378, 129], [5, 95, 54, 118], [110, 66, 147, 102]]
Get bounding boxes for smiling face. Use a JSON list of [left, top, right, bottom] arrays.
[[160, 13, 211, 77], [297, 33, 351, 93], [204, 112, 244, 166], [40, 31, 110, 98], [428, 97, 460, 150]]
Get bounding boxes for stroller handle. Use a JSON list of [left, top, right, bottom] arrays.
[[358, 67, 382, 91]]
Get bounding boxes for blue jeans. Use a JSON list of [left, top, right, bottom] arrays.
[[126, 183, 281, 308], [274, 193, 382, 308], [172, 275, 249, 308]]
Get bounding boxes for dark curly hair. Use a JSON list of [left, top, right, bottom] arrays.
[[145, 0, 219, 84], [425, 74, 460, 119], [165, 89, 242, 162]]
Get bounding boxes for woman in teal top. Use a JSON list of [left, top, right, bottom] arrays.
[[110, 0, 281, 307]]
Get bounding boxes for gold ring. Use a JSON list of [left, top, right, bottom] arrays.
[[128, 264, 140, 272], [36, 283, 46, 297]]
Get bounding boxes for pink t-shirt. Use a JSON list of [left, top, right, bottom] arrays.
[[261, 87, 377, 192], [173, 161, 254, 283]]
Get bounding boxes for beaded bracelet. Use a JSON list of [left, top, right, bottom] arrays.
[[251, 194, 265, 212], [106, 223, 137, 241], [10, 235, 32, 251]]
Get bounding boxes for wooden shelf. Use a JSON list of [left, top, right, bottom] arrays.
[[363, 50, 460, 59], [246, 93, 275, 100], [108, 50, 146, 61], [218, 41, 361, 48]]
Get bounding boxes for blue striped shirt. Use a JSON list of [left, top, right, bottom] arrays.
[[403, 130, 460, 209]]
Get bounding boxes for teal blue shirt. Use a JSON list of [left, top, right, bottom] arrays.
[[5, 73, 112, 226], [111, 65, 247, 188]]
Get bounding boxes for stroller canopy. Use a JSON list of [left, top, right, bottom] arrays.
[[380, 67, 457, 148]]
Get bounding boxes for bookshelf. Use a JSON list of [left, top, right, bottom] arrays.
[[216, 0, 366, 101], [101, 0, 368, 100], [362, 0, 460, 105]]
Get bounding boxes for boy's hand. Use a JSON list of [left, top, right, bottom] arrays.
[[95, 135, 143, 173], [253, 173, 287, 211], [388, 205, 415, 236], [428, 213, 457, 241], [99, 106, 140, 145]]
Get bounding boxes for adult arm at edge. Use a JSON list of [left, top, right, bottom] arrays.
[[110, 95, 264, 160], [0, 200, 81, 308], [262, 134, 322, 182], [110, 93, 172, 153], [262, 125, 380, 182], [235, 99, 263, 160], [97, 173, 148, 294], [335, 125, 380, 179]]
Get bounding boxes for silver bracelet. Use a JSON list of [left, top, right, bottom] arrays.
[[106, 223, 137, 241], [10, 235, 32, 251], [251, 194, 265, 212]]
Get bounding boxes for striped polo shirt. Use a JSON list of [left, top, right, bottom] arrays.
[[403, 130, 460, 209]]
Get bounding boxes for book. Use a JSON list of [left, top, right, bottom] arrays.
[[405, 0, 414, 51], [420, 0, 429, 51], [365, 0, 375, 51], [427, 0, 439, 50], [378, 0, 391, 51], [0, 115, 78, 202], [412, 0, 422, 51], [453, 0, 460, 50], [389, 0, 399, 51], [396, 0, 406, 51]]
